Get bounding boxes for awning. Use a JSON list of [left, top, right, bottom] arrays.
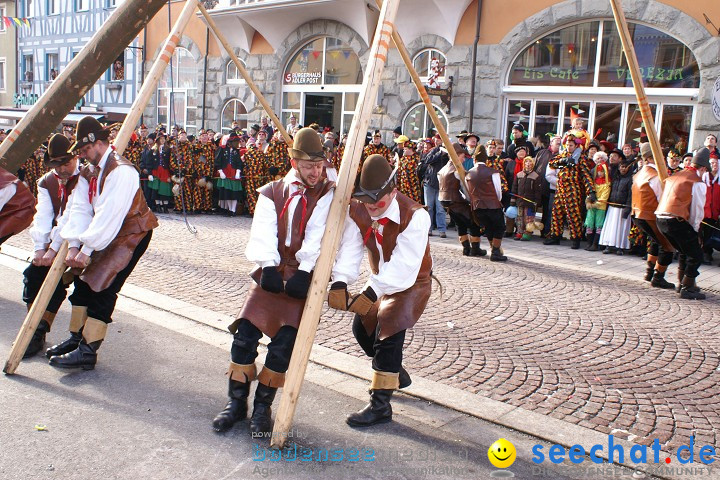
[[0, 109, 104, 124]]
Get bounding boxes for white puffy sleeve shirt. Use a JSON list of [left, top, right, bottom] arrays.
[[332, 198, 431, 298], [246, 170, 334, 273]]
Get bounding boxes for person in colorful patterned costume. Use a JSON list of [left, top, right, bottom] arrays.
[[171, 129, 196, 213], [243, 129, 272, 215], [393, 135, 422, 203]]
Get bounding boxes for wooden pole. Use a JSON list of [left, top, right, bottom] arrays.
[[197, 4, 292, 145], [4, 241, 69, 375], [270, 0, 400, 449], [374, 0, 470, 192], [0, 0, 171, 173], [609, 0, 668, 181], [114, 0, 201, 154]]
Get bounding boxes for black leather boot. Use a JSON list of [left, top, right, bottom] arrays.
[[24, 319, 51, 359], [680, 276, 705, 300], [571, 238, 581, 249], [250, 383, 278, 436], [45, 330, 83, 359], [213, 380, 251, 432], [584, 233, 595, 251], [346, 389, 393, 427], [461, 239, 471, 256], [587, 233, 600, 252], [399, 366, 411, 389], [644, 261, 655, 282], [470, 242, 487, 257], [543, 236, 560, 245], [676, 268, 685, 293], [49, 339, 103, 370], [651, 270, 675, 290], [490, 247, 507, 262]]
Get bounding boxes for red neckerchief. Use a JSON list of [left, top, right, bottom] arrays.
[[278, 181, 308, 237], [364, 217, 390, 245], [53, 173, 67, 204], [685, 166, 698, 174]]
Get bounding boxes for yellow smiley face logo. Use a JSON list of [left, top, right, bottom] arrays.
[[488, 438, 516, 469]]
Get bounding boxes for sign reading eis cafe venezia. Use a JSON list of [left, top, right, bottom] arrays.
[[520, 66, 686, 82]]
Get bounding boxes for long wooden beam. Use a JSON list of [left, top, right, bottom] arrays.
[[197, 4, 292, 144], [114, 0, 201, 154], [0, 0, 171, 173], [270, 0, 401, 449], [609, 0, 668, 181]]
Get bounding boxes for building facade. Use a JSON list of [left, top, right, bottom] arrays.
[[4, 0, 140, 124], [141, 0, 720, 152], [0, 0, 18, 128]]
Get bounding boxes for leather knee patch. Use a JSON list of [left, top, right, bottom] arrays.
[[257, 366, 285, 388], [227, 362, 256, 383], [371, 370, 399, 390]]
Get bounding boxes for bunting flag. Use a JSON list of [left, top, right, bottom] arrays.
[[329, 51, 340, 59], [342, 50, 351, 59], [311, 51, 321, 59], [2, 16, 31, 28]]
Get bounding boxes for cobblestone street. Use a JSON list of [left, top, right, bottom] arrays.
[[5, 213, 720, 457]]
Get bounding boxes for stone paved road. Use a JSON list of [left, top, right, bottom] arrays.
[[5, 212, 720, 456]]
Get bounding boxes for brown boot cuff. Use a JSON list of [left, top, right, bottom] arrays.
[[257, 366, 286, 388], [69, 306, 88, 333], [371, 370, 400, 390], [41, 311, 56, 329], [82, 318, 108, 344], [227, 362, 256, 383]]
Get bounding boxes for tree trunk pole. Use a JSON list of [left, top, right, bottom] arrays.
[[609, 0, 668, 181], [269, 0, 401, 449], [114, 0, 201, 154], [0, 0, 171, 172], [197, 4, 292, 144]]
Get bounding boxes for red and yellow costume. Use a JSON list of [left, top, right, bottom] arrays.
[[549, 150, 595, 240]]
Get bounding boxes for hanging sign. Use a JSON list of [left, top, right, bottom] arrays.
[[284, 72, 322, 85]]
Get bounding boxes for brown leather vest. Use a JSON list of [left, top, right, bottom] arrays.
[[258, 177, 335, 269], [466, 164, 502, 210], [38, 171, 79, 224], [631, 166, 660, 220], [348, 193, 432, 280], [656, 168, 701, 221], [0, 167, 36, 238], [438, 161, 466, 204]]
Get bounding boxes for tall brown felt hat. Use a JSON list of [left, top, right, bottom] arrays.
[[44, 133, 74, 167], [288, 127, 325, 161], [353, 154, 397, 204], [69, 116, 110, 152]]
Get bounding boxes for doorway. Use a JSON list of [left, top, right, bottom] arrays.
[[304, 93, 341, 129]]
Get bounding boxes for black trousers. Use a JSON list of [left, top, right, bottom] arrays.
[[473, 208, 505, 241], [447, 210, 481, 238], [634, 218, 673, 266], [230, 319, 298, 374], [656, 217, 703, 278], [22, 263, 71, 314], [0, 235, 10, 246], [352, 315, 405, 373], [540, 193, 551, 235], [68, 230, 153, 323]]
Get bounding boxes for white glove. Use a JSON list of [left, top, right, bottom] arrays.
[[148, 175, 154, 182], [219, 170, 226, 180], [235, 170, 241, 180]]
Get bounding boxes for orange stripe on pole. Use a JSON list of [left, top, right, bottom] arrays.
[[378, 40, 389, 50], [375, 53, 387, 62], [159, 53, 171, 64], [383, 20, 394, 28]]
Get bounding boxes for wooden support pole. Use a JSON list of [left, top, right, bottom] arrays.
[[114, 0, 201, 154], [609, 0, 668, 181], [197, 4, 292, 145], [269, 0, 400, 449], [0, 0, 171, 173], [4, 241, 69, 375], [374, 0, 470, 193]]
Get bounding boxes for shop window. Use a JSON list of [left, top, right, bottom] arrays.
[[46, 53, 58, 81], [624, 103, 657, 146], [402, 103, 448, 140], [284, 37, 361, 86], [221, 99, 248, 133], [659, 105, 692, 154], [157, 47, 198, 133]]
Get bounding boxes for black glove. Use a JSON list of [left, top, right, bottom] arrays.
[[622, 207, 631, 219], [285, 270, 312, 299], [260, 266, 284, 293], [268, 166, 279, 177], [588, 192, 597, 204]]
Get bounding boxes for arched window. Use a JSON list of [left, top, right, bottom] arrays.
[[504, 20, 700, 152], [402, 103, 448, 140], [413, 48, 447, 85], [221, 99, 248, 133], [157, 47, 199, 134], [226, 59, 247, 85], [282, 37, 362, 134]]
